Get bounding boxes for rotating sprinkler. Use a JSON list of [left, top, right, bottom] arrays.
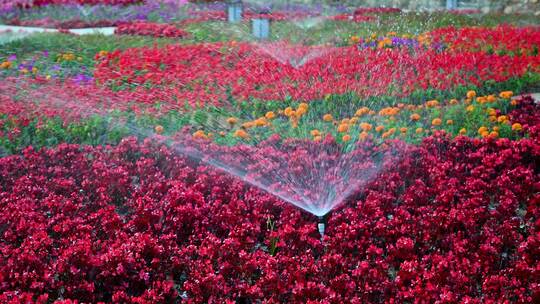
[[317, 215, 328, 239]]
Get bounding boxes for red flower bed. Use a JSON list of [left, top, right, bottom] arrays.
[[430, 25, 540, 55], [0, 130, 538, 302], [353, 7, 402, 15], [28, 0, 141, 7], [94, 42, 540, 104], [115, 22, 189, 38], [178, 10, 313, 25]]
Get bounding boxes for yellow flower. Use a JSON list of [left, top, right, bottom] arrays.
[[0, 61, 12, 69], [227, 117, 238, 125], [486, 108, 496, 116], [265, 111, 275, 120], [234, 129, 249, 139], [512, 123, 522, 131], [31, 67, 38, 74], [337, 123, 349, 133], [466, 105, 475, 112], [45, 75, 51, 80], [254, 117, 267, 127], [21, 68, 28, 74], [431, 118, 442, 126], [459, 128, 467, 135], [478, 126, 488, 135], [410, 113, 421, 121], [323, 114, 333, 122], [360, 122, 372, 132], [497, 115, 508, 123], [284, 107, 294, 117], [193, 130, 207, 139], [313, 135, 322, 142], [349, 117, 359, 124], [415, 127, 423, 134], [499, 91, 513, 99], [355, 107, 369, 117], [480, 131, 489, 138]]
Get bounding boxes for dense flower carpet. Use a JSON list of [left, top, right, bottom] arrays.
[[0, 1, 539, 303]]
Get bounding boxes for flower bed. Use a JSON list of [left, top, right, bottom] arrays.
[[0, 130, 538, 302], [115, 21, 189, 38], [94, 42, 540, 103]]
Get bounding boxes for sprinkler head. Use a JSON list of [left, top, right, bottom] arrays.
[[317, 215, 327, 239]]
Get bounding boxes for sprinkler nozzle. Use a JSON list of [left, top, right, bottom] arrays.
[[317, 215, 327, 238]]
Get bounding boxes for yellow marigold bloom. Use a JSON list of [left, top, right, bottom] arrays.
[[512, 123, 522, 131], [499, 91, 513, 99], [227, 117, 238, 125], [21, 68, 28, 74], [342, 134, 351, 142], [349, 117, 359, 124], [359, 131, 369, 141], [415, 127, 423, 134], [459, 128, 467, 135], [31, 67, 38, 74], [375, 125, 385, 132], [478, 126, 488, 134], [284, 107, 294, 117], [487, 108, 496, 116], [350, 35, 360, 44], [431, 118, 442, 126], [193, 130, 207, 139], [98, 50, 109, 57], [487, 95, 496, 103], [400, 127, 408, 133], [446, 119, 453, 125], [0, 61, 12, 69], [480, 131, 489, 138], [449, 99, 459, 105], [265, 111, 275, 120], [497, 115, 508, 123], [354, 107, 369, 117], [410, 113, 421, 121], [154, 125, 164, 134], [488, 116, 497, 122], [466, 105, 475, 112], [254, 118, 267, 127], [296, 107, 307, 116], [337, 123, 349, 133], [323, 114, 333, 122], [466, 90, 476, 99], [426, 100, 439, 107], [360, 122, 372, 132], [234, 129, 249, 139], [476, 96, 487, 104], [242, 121, 254, 129], [311, 130, 321, 137], [45, 75, 51, 80]]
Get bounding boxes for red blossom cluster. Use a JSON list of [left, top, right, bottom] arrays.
[[178, 10, 312, 25], [353, 7, 402, 15], [94, 42, 540, 104], [429, 25, 540, 55], [0, 129, 538, 302], [115, 21, 189, 38], [5, 17, 118, 29], [27, 0, 140, 7]]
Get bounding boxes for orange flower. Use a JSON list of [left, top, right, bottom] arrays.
[[426, 100, 439, 108], [487, 95, 496, 103], [311, 129, 321, 137], [431, 118, 442, 126], [193, 130, 207, 139], [154, 125, 164, 134], [466, 105, 475, 112], [254, 117, 267, 127], [284, 107, 294, 117], [360, 122, 372, 132], [499, 91, 513, 99], [375, 125, 385, 132], [446, 119, 453, 125], [359, 131, 368, 141], [400, 127, 408, 134], [337, 123, 349, 133], [410, 113, 421, 121], [265, 111, 276, 120], [313, 135, 322, 142], [234, 129, 249, 139], [415, 127, 423, 134], [449, 99, 458, 105], [242, 121, 254, 129], [323, 114, 333, 122], [227, 117, 238, 125], [497, 115, 508, 123], [459, 128, 467, 135], [478, 126, 488, 135], [512, 123, 522, 131], [342, 134, 351, 142], [349, 117, 359, 124], [510, 99, 518, 106], [466, 90, 476, 99], [480, 131, 489, 138], [489, 131, 499, 138]]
